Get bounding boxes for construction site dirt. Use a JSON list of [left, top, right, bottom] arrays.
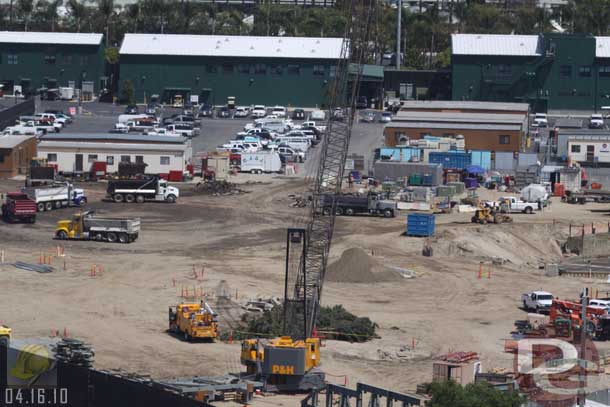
[[3, 176, 610, 405]]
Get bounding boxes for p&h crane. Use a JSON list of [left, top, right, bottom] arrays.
[[240, 0, 377, 392]]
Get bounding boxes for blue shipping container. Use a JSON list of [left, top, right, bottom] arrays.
[[429, 151, 472, 170], [470, 150, 492, 170], [406, 213, 436, 237]]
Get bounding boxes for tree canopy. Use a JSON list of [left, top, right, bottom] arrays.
[[427, 381, 524, 407]]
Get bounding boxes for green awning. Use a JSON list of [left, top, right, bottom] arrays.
[[348, 64, 384, 81]]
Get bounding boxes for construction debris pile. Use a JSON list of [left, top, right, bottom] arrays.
[[326, 247, 407, 283], [193, 180, 248, 196], [53, 338, 95, 368], [13, 262, 54, 273]]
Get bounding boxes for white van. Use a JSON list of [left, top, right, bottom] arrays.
[[310, 110, 326, 121], [251, 105, 267, 118], [274, 136, 311, 152], [271, 106, 287, 118]]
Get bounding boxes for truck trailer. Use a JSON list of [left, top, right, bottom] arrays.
[[1, 193, 36, 223], [240, 152, 283, 174], [107, 178, 179, 203], [55, 211, 140, 243], [22, 182, 87, 212], [321, 192, 397, 217]]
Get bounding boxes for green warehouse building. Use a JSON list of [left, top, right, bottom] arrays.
[[119, 33, 344, 106], [452, 33, 610, 111], [0, 31, 105, 97]]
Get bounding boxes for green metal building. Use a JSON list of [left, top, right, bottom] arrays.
[[119, 34, 344, 107], [0, 31, 105, 96], [452, 33, 610, 111]]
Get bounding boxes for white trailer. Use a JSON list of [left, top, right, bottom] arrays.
[[22, 182, 87, 212], [118, 114, 150, 124], [240, 152, 282, 174]]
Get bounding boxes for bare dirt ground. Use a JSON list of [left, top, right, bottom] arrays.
[[2, 176, 610, 405]]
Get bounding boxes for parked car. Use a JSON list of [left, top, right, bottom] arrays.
[[198, 104, 213, 118], [360, 110, 376, 123], [125, 104, 139, 114], [333, 108, 345, 121], [533, 113, 548, 128], [589, 114, 604, 129], [292, 108, 305, 120], [145, 103, 159, 116], [522, 291, 554, 313], [271, 106, 287, 118], [217, 106, 231, 118], [379, 112, 393, 123], [277, 145, 305, 163], [234, 106, 250, 118], [251, 105, 267, 118]]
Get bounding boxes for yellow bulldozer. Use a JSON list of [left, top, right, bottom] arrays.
[[168, 302, 218, 342], [240, 336, 323, 392], [1, 325, 11, 347], [471, 206, 513, 225]]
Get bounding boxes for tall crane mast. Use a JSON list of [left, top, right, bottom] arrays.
[[284, 0, 377, 340]]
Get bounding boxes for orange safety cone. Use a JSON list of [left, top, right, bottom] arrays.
[[487, 265, 491, 279], [478, 262, 483, 279], [39, 252, 43, 264]]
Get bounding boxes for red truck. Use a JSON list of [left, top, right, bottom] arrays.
[[2, 193, 37, 223]]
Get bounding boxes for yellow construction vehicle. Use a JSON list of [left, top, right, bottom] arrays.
[[55, 211, 140, 243], [168, 302, 218, 342], [0, 325, 12, 347], [240, 336, 323, 391], [471, 206, 512, 225]]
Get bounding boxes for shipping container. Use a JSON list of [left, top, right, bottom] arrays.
[[429, 152, 471, 170], [379, 147, 421, 162], [406, 213, 435, 237], [374, 161, 443, 185], [494, 152, 515, 171]]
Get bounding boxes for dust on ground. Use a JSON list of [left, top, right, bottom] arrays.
[[1, 176, 610, 403]]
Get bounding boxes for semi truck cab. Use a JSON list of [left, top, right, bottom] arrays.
[[158, 180, 180, 202]]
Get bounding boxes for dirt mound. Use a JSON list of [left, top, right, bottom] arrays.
[[326, 247, 405, 283]]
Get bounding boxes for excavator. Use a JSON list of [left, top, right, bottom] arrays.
[[0, 324, 11, 347], [239, 0, 376, 392]]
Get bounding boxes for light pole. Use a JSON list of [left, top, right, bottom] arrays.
[[396, 0, 402, 70]]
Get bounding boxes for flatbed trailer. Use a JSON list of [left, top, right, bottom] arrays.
[[563, 189, 610, 204]]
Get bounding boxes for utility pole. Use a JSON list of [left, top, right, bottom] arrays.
[[579, 287, 588, 407], [396, 0, 401, 70]]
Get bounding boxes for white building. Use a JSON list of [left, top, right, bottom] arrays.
[[37, 133, 192, 174], [568, 136, 610, 164]]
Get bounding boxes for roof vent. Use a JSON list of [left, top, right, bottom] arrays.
[[225, 38, 229, 42], [520, 42, 524, 46], [316, 39, 320, 44], [152, 36, 157, 40], [476, 35, 482, 39], [250, 45, 255, 50], [277, 48, 281, 52], [278, 39, 282, 43], [311, 49, 315, 53], [216, 45, 220, 49]]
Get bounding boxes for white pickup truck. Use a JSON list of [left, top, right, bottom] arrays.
[[522, 291, 554, 313], [488, 196, 539, 214], [299, 121, 326, 133]]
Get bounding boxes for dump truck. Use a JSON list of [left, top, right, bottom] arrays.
[[168, 302, 218, 341], [22, 182, 87, 212], [107, 177, 179, 203], [321, 192, 396, 217], [2, 193, 36, 223], [55, 211, 140, 243], [0, 325, 11, 348]]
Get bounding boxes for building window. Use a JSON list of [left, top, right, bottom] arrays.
[[160, 156, 170, 165], [270, 65, 283, 76], [287, 65, 300, 75], [499, 135, 511, 145], [0, 154, 4, 163], [47, 153, 57, 162], [63, 55, 72, 65], [120, 155, 131, 162], [313, 65, 325, 76], [600, 66, 610, 77], [88, 154, 98, 162], [206, 65, 218, 74], [136, 155, 144, 164], [45, 55, 56, 65], [80, 56, 88, 66], [571, 144, 581, 153], [7, 53, 18, 65], [329, 65, 337, 78], [222, 63, 234, 74], [254, 64, 267, 74], [106, 156, 114, 165], [560, 65, 572, 78], [238, 64, 251, 74], [579, 66, 592, 77]]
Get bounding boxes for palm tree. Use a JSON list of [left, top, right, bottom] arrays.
[[17, 0, 33, 31], [125, 3, 139, 33], [67, 0, 87, 32], [98, 0, 114, 45]]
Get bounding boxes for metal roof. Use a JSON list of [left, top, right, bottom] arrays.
[[0, 31, 103, 45], [386, 122, 522, 131], [398, 100, 530, 111], [0, 135, 34, 149], [554, 118, 584, 128], [596, 36, 610, 58], [452, 34, 541, 56], [38, 141, 188, 152], [120, 34, 345, 59], [393, 111, 527, 124], [40, 133, 187, 144]]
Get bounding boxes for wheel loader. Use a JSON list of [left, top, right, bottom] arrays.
[[0, 325, 11, 348], [471, 206, 513, 225]]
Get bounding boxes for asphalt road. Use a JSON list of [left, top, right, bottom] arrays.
[[39, 100, 386, 172]]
